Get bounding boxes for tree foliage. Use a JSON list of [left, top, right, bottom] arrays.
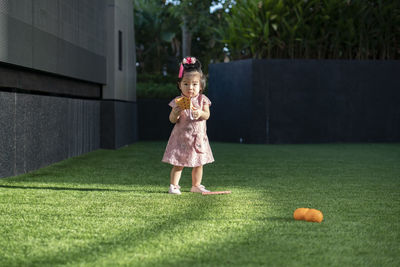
[[134, 0, 231, 75], [218, 0, 400, 60], [134, 0, 180, 73]]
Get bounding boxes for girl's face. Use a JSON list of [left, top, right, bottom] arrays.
[[179, 72, 201, 98]]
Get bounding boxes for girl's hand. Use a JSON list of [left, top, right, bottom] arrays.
[[169, 106, 182, 124], [192, 108, 202, 120], [172, 106, 182, 116]]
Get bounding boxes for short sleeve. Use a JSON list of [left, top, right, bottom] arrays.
[[202, 95, 211, 106], [169, 97, 178, 108]]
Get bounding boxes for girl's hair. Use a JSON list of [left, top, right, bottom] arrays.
[[177, 57, 206, 92]]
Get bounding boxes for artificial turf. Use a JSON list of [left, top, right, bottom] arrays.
[[0, 142, 399, 266]]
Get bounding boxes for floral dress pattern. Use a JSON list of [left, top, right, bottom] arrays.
[[162, 94, 214, 167]]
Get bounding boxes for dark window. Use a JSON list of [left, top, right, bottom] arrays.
[[118, 30, 123, 71]]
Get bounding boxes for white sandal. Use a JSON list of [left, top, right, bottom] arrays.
[[190, 185, 210, 193], [168, 184, 181, 195]]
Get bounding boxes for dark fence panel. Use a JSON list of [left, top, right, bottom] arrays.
[[207, 60, 254, 143], [137, 99, 174, 141], [208, 59, 400, 143], [100, 100, 138, 149]]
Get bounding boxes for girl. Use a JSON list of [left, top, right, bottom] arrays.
[[162, 57, 214, 195]]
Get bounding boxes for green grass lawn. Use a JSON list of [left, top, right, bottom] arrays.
[[0, 142, 399, 266]]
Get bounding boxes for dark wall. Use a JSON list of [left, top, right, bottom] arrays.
[[137, 99, 174, 141], [207, 60, 254, 143], [0, 63, 138, 178], [0, 91, 100, 178], [0, 63, 101, 99], [208, 59, 400, 143], [100, 100, 138, 149]]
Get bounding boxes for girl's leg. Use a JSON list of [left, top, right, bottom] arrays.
[[192, 165, 203, 186], [171, 166, 184, 185]]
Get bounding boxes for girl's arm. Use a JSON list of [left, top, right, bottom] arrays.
[[169, 106, 181, 124], [198, 104, 210, 120]]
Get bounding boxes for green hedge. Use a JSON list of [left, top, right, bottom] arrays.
[[136, 73, 178, 99], [136, 82, 178, 99], [137, 82, 210, 99], [137, 73, 177, 84], [136, 71, 210, 99]]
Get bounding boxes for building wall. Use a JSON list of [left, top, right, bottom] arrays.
[[0, 0, 137, 178], [100, 0, 137, 149], [103, 0, 136, 102], [0, 0, 106, 83], [0, 91, 100, 178]]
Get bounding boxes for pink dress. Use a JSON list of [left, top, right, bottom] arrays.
[[162, 94, 214, 167]]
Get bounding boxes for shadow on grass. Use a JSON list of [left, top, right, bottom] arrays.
[[120, 192, 294, 266], [0, 142, 312, 266], [0, 185, 165, 194], [3, 142, 399, 265], [29, 192, 283, 266], [24, 194, 227, 266]]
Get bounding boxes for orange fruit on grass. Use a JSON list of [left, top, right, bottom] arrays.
[[293, 208, 309, 220], [304, 209, 323, 223]]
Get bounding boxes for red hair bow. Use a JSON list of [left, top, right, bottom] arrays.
[[179, 57, 197, 78]]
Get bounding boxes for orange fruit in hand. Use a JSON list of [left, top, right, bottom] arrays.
[[293, 208, 309, 220], [175, 97, 190, 109], [304, 209, 323, 223]]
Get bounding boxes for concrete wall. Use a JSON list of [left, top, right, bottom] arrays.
[[103, 0, 136, 102], [0, 0, 138, 178], [0, 0, 106, 83], [0, 64, 101, 98], [100, 0, 137, 149], [0, 91, 100, 178]]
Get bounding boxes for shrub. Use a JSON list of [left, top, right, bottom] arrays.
[[137, 73, 177, 84], [136, 82, 178, 99]]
